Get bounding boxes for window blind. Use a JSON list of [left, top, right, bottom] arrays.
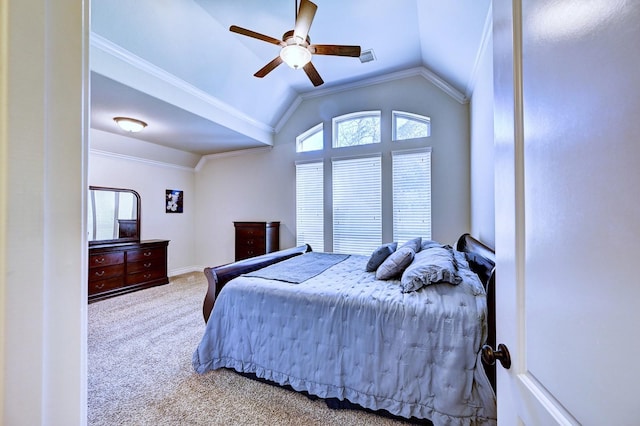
[[392, 149, 432, 243], [332, 155, 381, 254], [295, 161, 324, 251]]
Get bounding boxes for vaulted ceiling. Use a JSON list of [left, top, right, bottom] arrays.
[[90, 0, 491, 157]]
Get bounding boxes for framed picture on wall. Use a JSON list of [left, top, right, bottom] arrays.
[[166, 189, 183, 213]]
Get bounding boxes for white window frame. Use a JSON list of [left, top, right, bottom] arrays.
[[295, 110, 433, 254], [295, 161, 324, 251], [332, 111, 381, 148], [392, 148, 432, 243], [392, 110, 431, 141], [332, 154, 382, 255], [296, 122, 324, 152]]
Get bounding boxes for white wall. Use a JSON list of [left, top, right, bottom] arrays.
[[90, 129, 198, 275], [1, 0, 87, 423], [194, 145, 295, 267], [469, 30, 495, 247], [195, 75, 470, 267]]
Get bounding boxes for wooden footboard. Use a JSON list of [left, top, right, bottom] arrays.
[[455, 233, 496, 392], [202, 244, 312, 322]]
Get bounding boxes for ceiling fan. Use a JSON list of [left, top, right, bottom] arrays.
[[229, 0, 361, 87]]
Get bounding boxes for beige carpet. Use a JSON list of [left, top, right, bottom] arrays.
[[88, 272, 412, 425]]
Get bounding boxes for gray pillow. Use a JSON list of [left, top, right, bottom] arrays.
[[400, 237, 422, 253], [376, 246, 415, 280], [400, 246, 462, 292], [365, 242, 398, 272]]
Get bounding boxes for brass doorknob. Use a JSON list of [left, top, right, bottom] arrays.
[[482, 343, 511, 369]]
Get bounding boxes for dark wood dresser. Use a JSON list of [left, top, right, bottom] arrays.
[[88, 239, 169, 302], [234, 221, 280, 261]]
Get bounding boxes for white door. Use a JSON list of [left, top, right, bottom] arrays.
[[493, 0, 640, 424]]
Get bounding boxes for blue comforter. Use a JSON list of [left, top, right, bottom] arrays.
[[193, 253, 496, 425]]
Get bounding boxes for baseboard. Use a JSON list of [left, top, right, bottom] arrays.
[[168, 265, 204, 277]]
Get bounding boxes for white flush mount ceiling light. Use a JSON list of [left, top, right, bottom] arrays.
[[114, 117, 147, 133]]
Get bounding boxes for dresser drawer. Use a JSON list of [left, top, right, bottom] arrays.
[[235, 227, 266, 240], [89, 239, 169, 302], [127, 258, 164, 274], [127, 269, 166, 285], [89, 252, 124, 268], [127, 247, 164, 262], [89, 264, 125, 282], [237, 236, 265, 250], [236, 246, 262, 259], [88, 276, 124, 295]]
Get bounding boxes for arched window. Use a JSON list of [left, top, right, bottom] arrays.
[[295, 110, 432, 253], [332, 111, 381, 148], [296, 123, 323, 152], [392, 111, 431, 141]]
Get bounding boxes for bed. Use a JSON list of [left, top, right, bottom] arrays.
[[193, 234, 497, 425]]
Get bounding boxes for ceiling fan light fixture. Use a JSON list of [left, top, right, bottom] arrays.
[[114, 117, 147, 133], [280, 44, 312, 69]]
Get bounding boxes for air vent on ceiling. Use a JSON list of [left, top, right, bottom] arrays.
[[359, 49, 376, 63]]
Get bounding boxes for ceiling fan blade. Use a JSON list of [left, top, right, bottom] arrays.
[[293, 0, 317, 43], [254, 56, 283, 78], [230, 25, 283, 46], [303, 62, 324, 87], [311, 44, 362, 57]]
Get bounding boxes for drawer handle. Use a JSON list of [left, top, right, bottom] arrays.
[[143, 273, 152, 279], [95, 283, 105, 290], [94, 257, 105, 264], [95, 270, 105, 277], [143, 251, 152, 257], [247, 240, 254, 245], [144, 262, 152, 268]]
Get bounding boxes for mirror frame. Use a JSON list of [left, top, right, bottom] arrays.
[[88, 186, 141, 246]]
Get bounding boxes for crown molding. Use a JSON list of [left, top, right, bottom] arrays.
[[416, 67, 468, 104], [274, 96, 303, 133], [90, 149, 196, 172], [92, 32, 468, 149], [90, 32, 274, 136], [195, 146, 273, 171], [465, 4, 494, 98], [275, 66, 467, 132], [304, 67, 466, 103]]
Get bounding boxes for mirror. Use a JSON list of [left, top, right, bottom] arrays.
[[88, 186, 141, 245]]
